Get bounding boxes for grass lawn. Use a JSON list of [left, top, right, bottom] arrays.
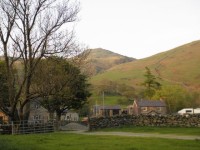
[[95, 126, 200, 136], [0, 132, 200, 150]]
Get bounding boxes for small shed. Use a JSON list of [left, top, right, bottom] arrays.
[[93, 105, 121, 117], [61, 110, 79, 122]]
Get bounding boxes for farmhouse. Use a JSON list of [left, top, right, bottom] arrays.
[[28, 100, 49, 123], [128, 99, 167, 115]]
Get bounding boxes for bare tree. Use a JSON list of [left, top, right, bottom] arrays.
[[0, 0, 81, 121]]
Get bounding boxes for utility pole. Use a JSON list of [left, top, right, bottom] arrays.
[[102, 91, 105, 117], [95, 100, 97, 117]]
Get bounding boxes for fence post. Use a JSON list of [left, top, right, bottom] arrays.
[[44, 121, 45, 133], [34, 121, 35, 133]]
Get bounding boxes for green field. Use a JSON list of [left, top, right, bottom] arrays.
[[0, 132, 200, 150], [95, 126, 200, 136], [90, 95, 125, 106]]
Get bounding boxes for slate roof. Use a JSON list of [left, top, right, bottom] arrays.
[[136, 100, 166, 107]]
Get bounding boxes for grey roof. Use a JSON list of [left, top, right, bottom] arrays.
[[136, 100, 166, 107], [94, 105, 121, 110]]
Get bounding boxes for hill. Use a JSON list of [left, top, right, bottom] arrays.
[[90, 40, 200, 91], [85, 48, 136, 75]]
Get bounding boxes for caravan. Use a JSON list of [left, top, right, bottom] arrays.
[[178, 108, 200, 115]]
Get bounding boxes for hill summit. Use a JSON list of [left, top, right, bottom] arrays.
[[85, 48, 135, 75]]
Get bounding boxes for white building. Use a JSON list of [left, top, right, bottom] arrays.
[[178, 108, 200, 115], [61, 111, 79, 122]]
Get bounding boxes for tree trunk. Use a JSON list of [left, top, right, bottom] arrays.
[[56, 113, 61, 122], [55, 111, 62, 131], [23, 102, 30, 121], [19, 107, 23, 121], [8, 110, 19, 122], [49, 112, 54, 120]]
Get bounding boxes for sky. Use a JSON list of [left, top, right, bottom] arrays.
[[75, 0, 200, 59]]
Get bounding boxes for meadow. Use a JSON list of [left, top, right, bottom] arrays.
[[95, 126, 200, 136], [0, 130, 200, 150]]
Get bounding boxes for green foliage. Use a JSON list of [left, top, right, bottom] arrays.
[[152, 85, 200, 113], [90, 79, 135, 106], [94, 79, 119, 95], [90, 95, 122, 106], [77, 103, 90, 117], [33, 57, 91, 120], [93, 79, 135, 97], [142, 67, 161, 99], [117, 97, 132, 106], [117, 84, 136, 99]]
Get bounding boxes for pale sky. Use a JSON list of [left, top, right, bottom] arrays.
[[75, 0, 200, 59]]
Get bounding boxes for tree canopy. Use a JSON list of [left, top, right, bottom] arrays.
[[142, 67, 161, 99], [32, 57, 91, 121], [152, 85, 200, 113]]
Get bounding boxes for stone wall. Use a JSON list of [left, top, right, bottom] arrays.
[[89, 114, 200, 130]]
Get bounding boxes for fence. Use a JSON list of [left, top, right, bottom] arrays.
[[0, 119, 88, 134], [0, 120, 54, 135]]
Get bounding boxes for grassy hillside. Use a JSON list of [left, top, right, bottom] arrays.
[[85, 48, 135, 75], [90, 40, 200, 91]]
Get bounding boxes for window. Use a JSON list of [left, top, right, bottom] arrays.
[[34, 115, 40, 120], [141, 107, 147, 111], [186, 110, 192, 113], [157, 107, 162, 111]]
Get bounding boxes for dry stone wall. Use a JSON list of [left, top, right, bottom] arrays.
[[89, 114, 200, 130]]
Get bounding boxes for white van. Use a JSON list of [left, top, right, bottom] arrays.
[[178, 108, 200, 115]]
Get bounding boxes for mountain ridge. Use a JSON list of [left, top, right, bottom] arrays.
[[90, 40, 200, 91]]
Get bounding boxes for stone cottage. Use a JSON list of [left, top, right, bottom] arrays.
[[128, 99, 167, 115]]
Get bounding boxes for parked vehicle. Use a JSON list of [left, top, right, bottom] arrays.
[[178, 108, 200, 115]]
